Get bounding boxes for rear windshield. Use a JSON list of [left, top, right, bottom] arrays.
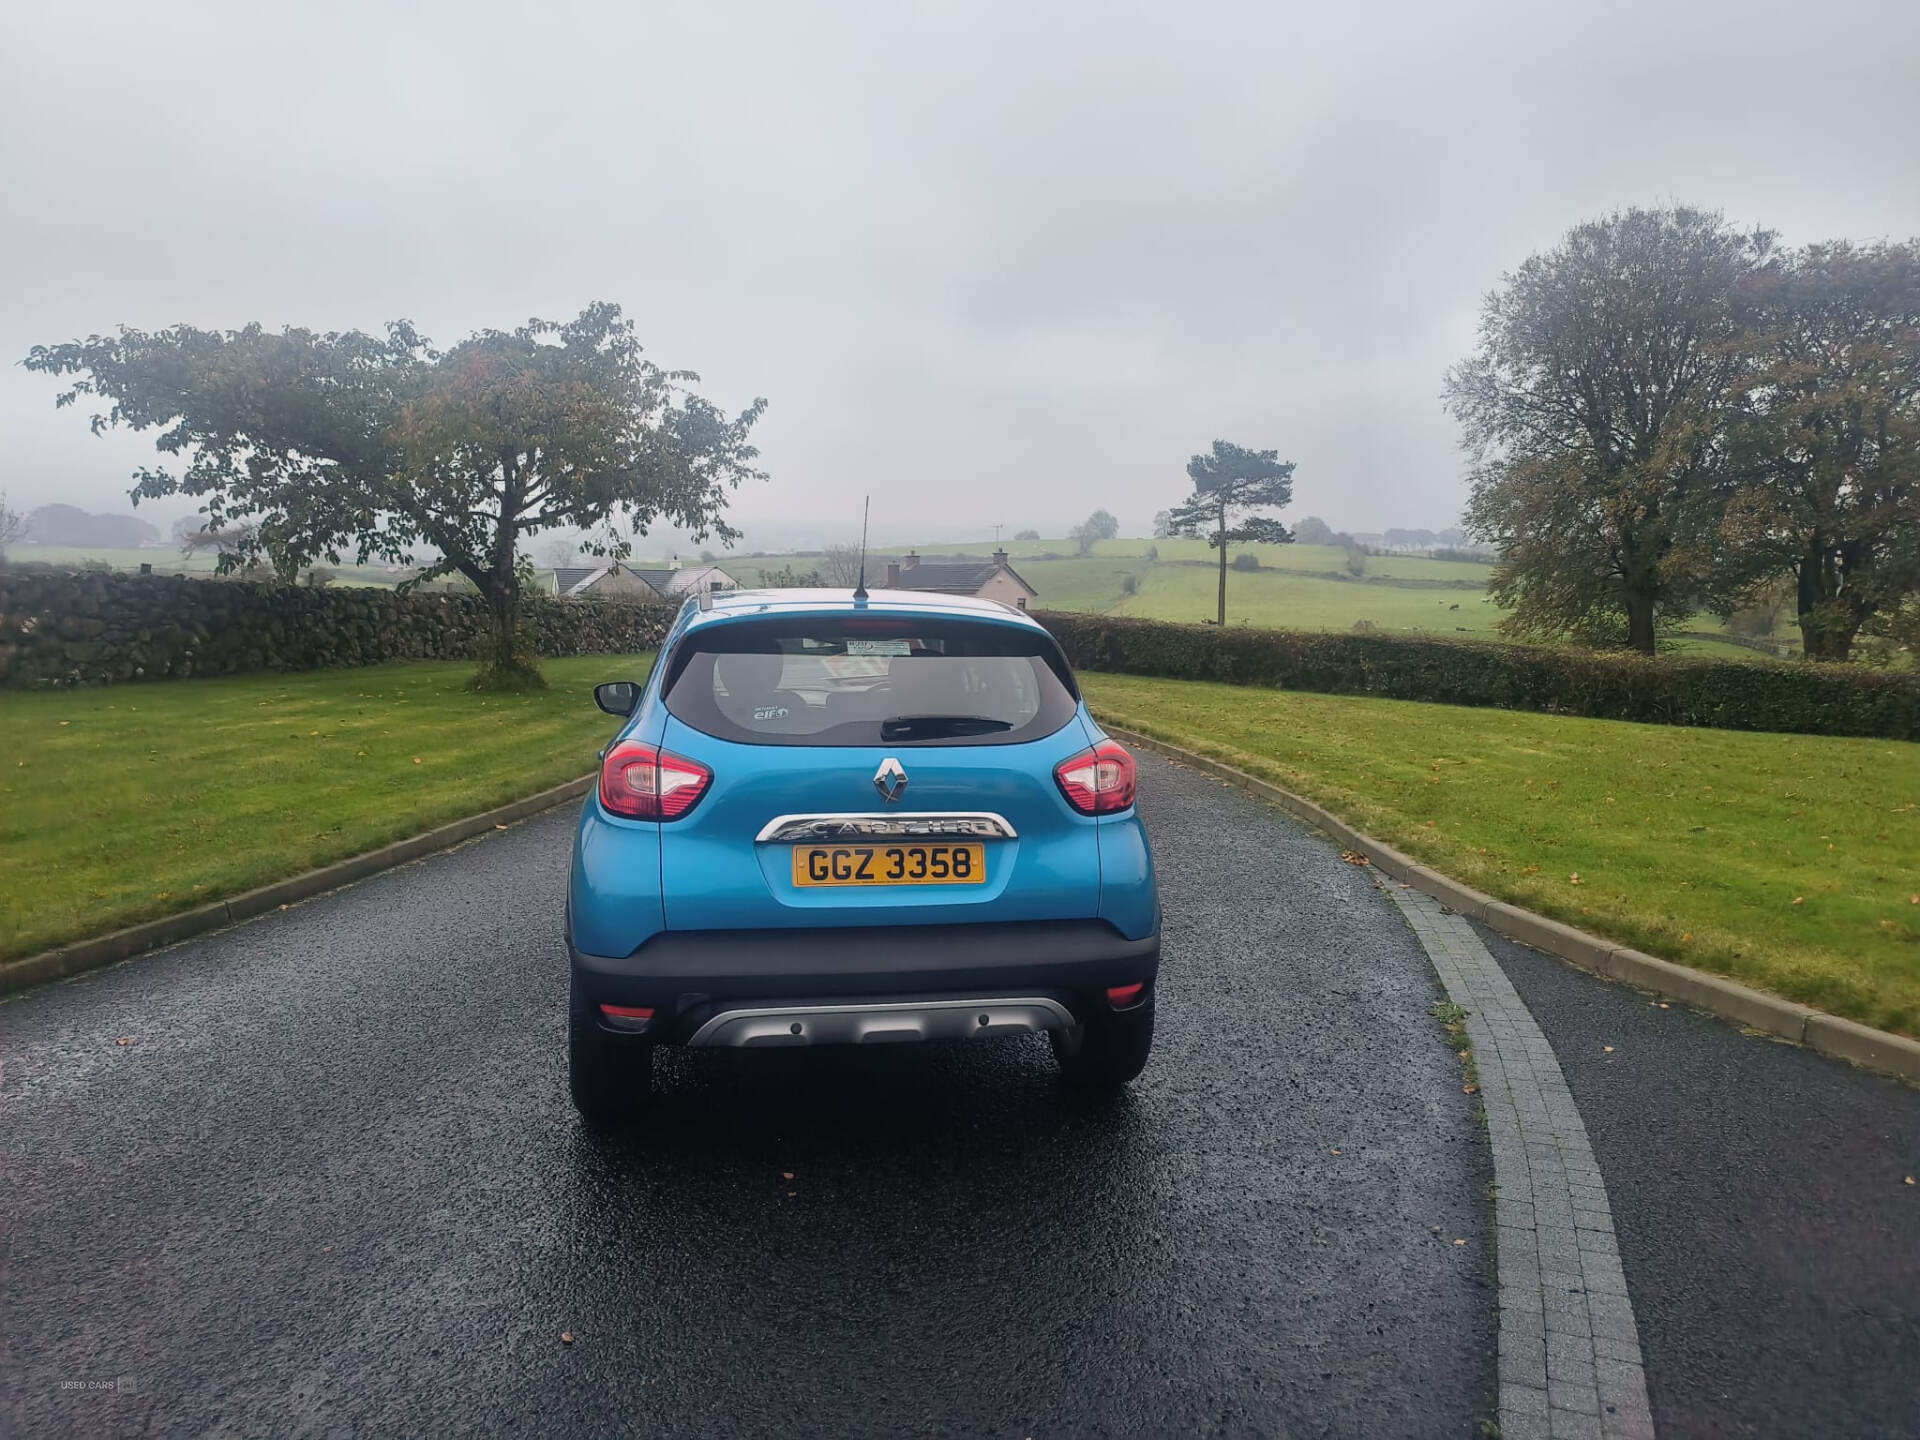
[[662, 616, 1080, 746]]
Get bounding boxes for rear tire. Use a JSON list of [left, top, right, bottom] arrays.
[[1052, 995, 1154, 1089], [569, 981, 654, 1125]]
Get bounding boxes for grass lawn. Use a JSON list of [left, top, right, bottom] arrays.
[[1080, 672, 1920, 1038], [0, 654, 654, 962]]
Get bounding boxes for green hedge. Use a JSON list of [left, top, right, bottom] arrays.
[[1035, 611, 1920, 741], [0, 571, 676, 689]]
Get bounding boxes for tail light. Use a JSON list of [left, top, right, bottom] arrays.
[[1054, 739, 1137, 815], [598, 741, 712, 821]]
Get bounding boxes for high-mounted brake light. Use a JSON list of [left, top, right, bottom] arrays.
[[598, 741, 712, 821], [1054, 739, 1137, 815]]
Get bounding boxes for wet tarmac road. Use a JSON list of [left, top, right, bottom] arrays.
[[2, 753, 1493, 1436]]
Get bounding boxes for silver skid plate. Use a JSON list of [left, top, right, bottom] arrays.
[[687, 997, 1075, 1048]]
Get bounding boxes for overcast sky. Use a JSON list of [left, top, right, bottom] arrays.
[[4, 0, 1917, 550]]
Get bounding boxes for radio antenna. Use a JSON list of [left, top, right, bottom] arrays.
[[852, 495, 870, 601]]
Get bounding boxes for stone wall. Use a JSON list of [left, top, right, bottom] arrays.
[[0, 571, 677, 688]]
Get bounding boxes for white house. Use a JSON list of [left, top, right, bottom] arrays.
[[552, 560, 741, 601]]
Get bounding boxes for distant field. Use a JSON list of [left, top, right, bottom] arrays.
[[6, 543, 409, 588], [16, 536, 1783, 659], [878, 537, 1496, 584], [1111, 562, 1506, 635], [8, 544, 218, 572], [747, 539, 1792, 657]]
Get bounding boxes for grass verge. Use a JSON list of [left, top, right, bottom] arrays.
[[1081, 672, 1920, 1037], [0, 654, 655, 961]]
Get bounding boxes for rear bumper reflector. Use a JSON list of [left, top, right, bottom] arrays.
[[598, 1003, 656, 1034], [1106, 983, 1146, 1009]]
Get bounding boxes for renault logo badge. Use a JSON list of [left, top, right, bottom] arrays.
[[873, 756, 909, 803]]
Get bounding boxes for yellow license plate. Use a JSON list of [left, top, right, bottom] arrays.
[[791, 843, 988, 887]]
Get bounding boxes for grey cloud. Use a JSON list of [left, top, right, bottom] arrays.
[[3, 0, 1916, 548]]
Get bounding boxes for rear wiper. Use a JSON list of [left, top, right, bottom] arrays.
[[879, 714, 1013, 741]]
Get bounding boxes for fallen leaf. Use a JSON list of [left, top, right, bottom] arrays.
[[495, 824, 509, 831], [1792, 896, 1804, 906], [1340, 851, 1370, 866], [1905, 1176, 1915, 1186], [412, 757, 422, 765], [1453, 1238, 1466, 1246], [116, 1037, 131, 1046], [781, 1171, 795, 1180], [1569, 873, 1582, 885], [560, 1331, 574, 1344], [1330, 1148, 1341, 1155], [1462, 1084, 1478, 1095], [1910, 896, 1919, 906], [1658, 1002, 1670, 1009], [1604, 1046, 1615, 1053], [1679, 932, 1692, 943]]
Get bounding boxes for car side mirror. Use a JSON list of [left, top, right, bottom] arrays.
[[594, 681, 640, 717]]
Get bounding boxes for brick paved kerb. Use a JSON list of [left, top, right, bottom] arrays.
[[1386, 882, 1655, 1440]]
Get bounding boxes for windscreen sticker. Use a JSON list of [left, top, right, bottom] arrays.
[[845, 639, 912, 656]]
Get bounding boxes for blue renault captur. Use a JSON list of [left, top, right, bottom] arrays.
[[566, 587, 1160, 1121]]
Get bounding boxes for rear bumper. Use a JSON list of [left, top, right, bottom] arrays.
[[571, 918, 1159, 1043]]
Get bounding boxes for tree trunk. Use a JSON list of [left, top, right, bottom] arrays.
[[1624, 588, 1657, 655], [1793, 540, 1862, 662], [1215, 499, 1228, 627], [471, 577, 544, 690], [469, 468, 545, 690]]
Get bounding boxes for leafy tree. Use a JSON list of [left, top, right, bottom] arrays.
[[820, 542, 863, 587], [21, 503, 159, 547], [0, 491, 21, 562], [181, 520, 258, 558], [1070, 508, 1121, 555], [760, 561, 824, 587], [1718, 241, 1920, 660], [24, 303, 765, 689], [1447, 206, 1770, 653], [1167, 440, 1295, 624], [1293, 515, 1340, 547], [1013, 528, 1040, 541], [1150, 510, 1171, 539]]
